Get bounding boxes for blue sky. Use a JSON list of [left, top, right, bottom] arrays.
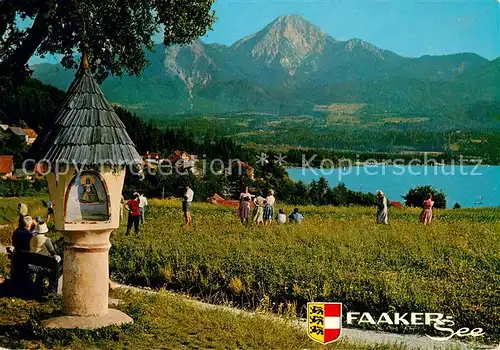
[[31, 0, 500, 64], [202, 0, 500, 59]]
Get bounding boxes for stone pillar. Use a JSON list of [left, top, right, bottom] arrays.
[[42, 168, 133, 329], [62, 230, 111, 316]]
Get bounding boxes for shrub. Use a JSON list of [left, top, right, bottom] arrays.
[[403, 185, 446, 208], [0, 179, 47, 197]]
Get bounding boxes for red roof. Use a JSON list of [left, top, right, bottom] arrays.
[[212, 193, 225, 201], [144, 151, 160, 159], [23, 129, 38, 138], [390, 201, 403, 209], [0, 155, 14, 174], [168, 150, 190, 163], [231, 160, 254, 170]]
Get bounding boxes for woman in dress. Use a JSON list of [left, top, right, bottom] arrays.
[[420, 194, 434, 225], [376, 190, 388, 224], [238, 186, 252, 224], [263, 189, 276, 225], [253, 192, 266, 224]]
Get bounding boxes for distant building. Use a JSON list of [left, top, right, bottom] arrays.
[[0, 155, 14, 178], [8, 127, 28, 143], [0, 125, 9, 141], [23, 128, 38, 144], [144, 151, 161, 164], [226, 160, 255, 180], [390, 201, 404, 209], [168, 150, 198, 174]]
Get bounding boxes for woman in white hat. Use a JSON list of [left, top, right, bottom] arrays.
[[30, 222, 57, 257], [376, 190, 388, 225]]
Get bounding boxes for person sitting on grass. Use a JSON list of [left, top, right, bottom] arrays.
[[30, 222, 57, 258], [277, 209, 287, 224], [30, 222, 61, 293], [12, 216, 34, 252], [288, 208, 304, 224]]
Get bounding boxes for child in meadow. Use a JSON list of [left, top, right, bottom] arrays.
[[289, 208, 303, 224], [277, 209, 287, 224]]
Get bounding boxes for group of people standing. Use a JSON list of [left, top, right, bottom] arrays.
[[122, 185, 195, 231], [238, 187, 304, 225], [376, 190, 435, 225], [121, 187, 434, 230]]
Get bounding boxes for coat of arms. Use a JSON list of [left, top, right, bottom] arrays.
[[307, 302, 343, 344]]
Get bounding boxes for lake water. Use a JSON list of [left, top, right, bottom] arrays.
[[287, 165, 500, 208]]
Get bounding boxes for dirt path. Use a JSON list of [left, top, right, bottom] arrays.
[[114, 283, 497, 350]]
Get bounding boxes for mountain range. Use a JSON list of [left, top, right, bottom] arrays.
[[33, 15, 500, 124]]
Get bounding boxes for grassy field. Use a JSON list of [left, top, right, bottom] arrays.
[[1, 197, 499, 345], [1, 289, 414, 349], [0, 196, 48, 226], [107, 200, 500, 342]]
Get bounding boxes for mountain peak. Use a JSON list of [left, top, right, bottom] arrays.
[[273, 14, 310, 23], [232, 15, 335, 75]]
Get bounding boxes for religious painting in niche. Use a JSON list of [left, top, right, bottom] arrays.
[[66, 173, 109, 222]]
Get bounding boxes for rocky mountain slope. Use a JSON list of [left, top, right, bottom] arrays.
[[33, 15, 496, 118]]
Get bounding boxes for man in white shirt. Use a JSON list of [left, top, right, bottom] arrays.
[[138, 193, 148, 224], [183, 184, 194, 225]]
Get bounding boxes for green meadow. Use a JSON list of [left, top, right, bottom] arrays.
[[109, 200, 500, 341], [1, 288, 415, 349], [0, 197, 499, 346]]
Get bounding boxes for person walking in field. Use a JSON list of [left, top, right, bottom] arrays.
[[119, 195, 125, 221], [376, 190, 388, 224], [238, 186, 252, 224], [420, 194, 434, 225], [183, 184, 194, 226], [17, 203, 29, 230], [46, 200, 54, 224], [139, 193, 148, 224], [125, 193, 141, 235], [263, 189, 276, 225], [253, 192, 266, 224]]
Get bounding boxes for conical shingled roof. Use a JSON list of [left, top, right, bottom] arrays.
[[32, 52, 143, 166]]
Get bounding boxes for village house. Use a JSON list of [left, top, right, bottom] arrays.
[[226, 160, 255, 180], [167, 150, 199, 175], [0, 125, 38, 144], [143, 151, 161, 164], [0, 124, 9, 141], [0, 155, 14, 178], [23, 128, 38, 144], [8, 127, 28, 144]]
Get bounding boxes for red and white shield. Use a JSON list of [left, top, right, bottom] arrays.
[[307, 302, 343, 344]]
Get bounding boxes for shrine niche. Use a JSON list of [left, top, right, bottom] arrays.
[[66, 172, 109, 222]]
